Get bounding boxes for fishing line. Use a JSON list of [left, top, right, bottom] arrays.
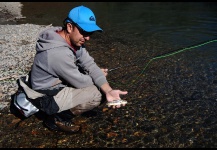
[[108, 39, 217, 86]]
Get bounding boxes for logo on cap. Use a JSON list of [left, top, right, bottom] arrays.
[[89, 16, 95, 21]]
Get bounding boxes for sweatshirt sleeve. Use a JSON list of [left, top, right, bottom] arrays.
[[77, 47, 108, 88], [49, 48, 95, 88]]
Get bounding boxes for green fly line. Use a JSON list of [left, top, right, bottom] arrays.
[[109, 39, 217, 86]]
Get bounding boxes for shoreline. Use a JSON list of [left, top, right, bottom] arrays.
[[0, 24, 53, 110], [0, 2, 53, 110], [0, 2, 25, 25]]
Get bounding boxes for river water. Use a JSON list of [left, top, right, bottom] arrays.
[[16, 2, 217, 71], [16, 2, 217, 69], [17, 2, 217, 43]]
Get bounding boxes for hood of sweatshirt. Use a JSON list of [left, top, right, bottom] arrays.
[[36, 26, 70, 52]]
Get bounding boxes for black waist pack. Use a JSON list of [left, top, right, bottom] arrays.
[[13, 75, 62, 117]]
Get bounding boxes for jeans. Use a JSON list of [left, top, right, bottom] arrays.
[[54, 85, 102, 115]]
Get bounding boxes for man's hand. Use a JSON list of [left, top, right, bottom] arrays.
[[101, 68, 108, 77], [106, 90, 128, 109], [100, 82, 128, 109]]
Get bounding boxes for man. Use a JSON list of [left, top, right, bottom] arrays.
[[29, 5, 128, 133]]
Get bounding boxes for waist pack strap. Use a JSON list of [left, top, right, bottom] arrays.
[[17, 75, 60, 115], [18, 76, 44, 99], [35, 87, 64, 96]]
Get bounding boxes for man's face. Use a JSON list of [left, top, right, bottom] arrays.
[[68, 23, 93, 47]]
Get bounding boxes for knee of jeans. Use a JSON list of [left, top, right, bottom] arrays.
[[93, 91, 102, 106]]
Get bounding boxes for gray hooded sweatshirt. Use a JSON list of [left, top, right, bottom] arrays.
[[31, 26, 107, 90]]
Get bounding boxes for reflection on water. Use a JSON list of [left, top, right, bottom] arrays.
[[18, 2, 217, 44], [8, 2, 215, 49]]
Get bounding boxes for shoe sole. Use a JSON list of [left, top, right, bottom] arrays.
[[55, 121, 80, 133], [43, 121, 59, 131]]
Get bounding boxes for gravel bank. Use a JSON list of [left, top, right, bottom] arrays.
[[0, 24, 52, 109], [0, 2, 25, 24]]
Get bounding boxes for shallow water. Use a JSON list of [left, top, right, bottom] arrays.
[[2, 2, 214, 60], [1, 2, 217, 148], [17, 2, 217, 69], [18, 3, 217, 41]]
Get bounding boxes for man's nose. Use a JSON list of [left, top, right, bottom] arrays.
[[84, 36, 90, 40]]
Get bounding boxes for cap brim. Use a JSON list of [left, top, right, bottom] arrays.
[[78, 23, 103, 32]]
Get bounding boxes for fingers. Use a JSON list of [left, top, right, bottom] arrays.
[[113, 105, 121, 109], [113, 104, 126, 109], [119, 91, 128, 95], [101, 68, 108, 76], [107, 103, 126, 109], [107, 104, 123, 109]]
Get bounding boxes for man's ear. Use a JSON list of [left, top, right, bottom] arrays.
[[66, 23, 73, 33]]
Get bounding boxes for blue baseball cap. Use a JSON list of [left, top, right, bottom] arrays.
[[65, 5, 103, 32]]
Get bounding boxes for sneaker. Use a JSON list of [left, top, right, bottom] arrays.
[[43, 113, 80, 133], [54, 119, 80, 133], [43, 115, 59, 131]]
